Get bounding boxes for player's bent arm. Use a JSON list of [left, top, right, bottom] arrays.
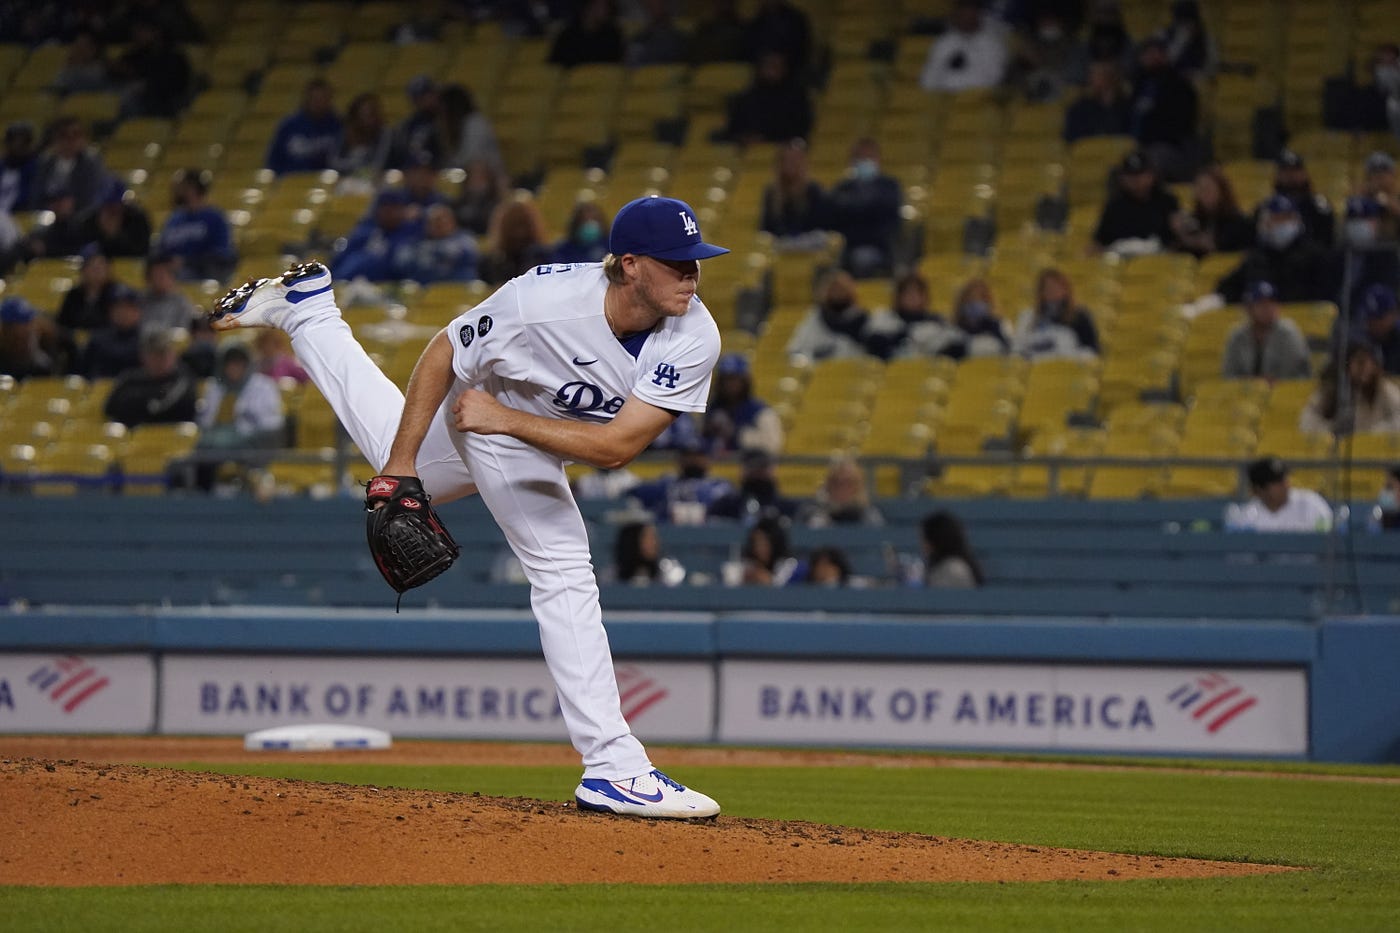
[[381, 328, 457, 476], [454, 388, 674, 470]]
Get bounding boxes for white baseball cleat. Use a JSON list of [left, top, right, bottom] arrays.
[[574, 769, 720, 819], [208, 260, 334, 332]]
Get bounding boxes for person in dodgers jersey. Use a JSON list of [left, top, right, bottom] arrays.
[[209, 195, 727, 819]]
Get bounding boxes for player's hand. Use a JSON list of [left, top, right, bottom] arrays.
[[453, 388, 510, 435]]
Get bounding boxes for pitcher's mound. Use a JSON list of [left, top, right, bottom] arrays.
[[1, 758, 1294, 886]]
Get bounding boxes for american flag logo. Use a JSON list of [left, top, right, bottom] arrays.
[[27, 655, 110, 713], [615, 665, 669, 723], [1166, 672, 1259, 734]]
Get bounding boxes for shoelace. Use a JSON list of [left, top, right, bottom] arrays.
[[650, 770, 686, 792]]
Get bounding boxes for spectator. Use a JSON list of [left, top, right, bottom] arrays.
[[745, 0, 813, 75], [612, 521, 686, 586], [1351, 284, 1400, 375], [1063, 59, 1132, 143], [1009, 6, 1088, 102], [723, 50, 813, 145], [760, 140, 830, 244], [0, 298, 59, 381], [439, 83, 504, 177], [390, 203, 479, 285], [1358, 151, 1400, 241], [140, 252, 197, 334], [155, 168, 236, 282], [265, 79, 343, 177], [1215, 196, 1339, 304], [195, 342, 286, 452], [0, 123, 37, 216], [630, 439, 735, 524], [252, 329, 309, 385], [785, 269, 870, 361], [626, 0, 688, 67], [79, 286, 145, 379], [863, 272, 959, 360], [920, 510, 985, 588], [1368, 465, 1400, 532], [1262, 150, 1335, 247], [1127, 34, 1200, 181], [331, 189, 423, 282], [1011, 267, 1100, 359], [1161, 0, 1215, 78], [828, 137, 903, 278], [180, 315, 218, 380], [453, 158, 509, 237], [70, 181, 152, 258], [1224, 456, 1333, 532], [109, 0, 206, 43], [51, 28, 111, 94], [1170, 164, 1255, 257], [800, 546, 852, 587], [550, 201, 610, 265], [707, 449, 798, 522], [102, 328, 198, 428], [331, 93, 393, 190], [1326, 43, 1399, 132], [725, 515, 799, 586], [797, 457, 884, 528], [572, 463, 643, 501], [389, 75, 445, 170], [1092, 150, 1179, 254], [478, 197, 552, 285], [1221, 280, 1312, 381], [111, 20, 192, 118], [949, 276, 1012, 357], [31, 116, 110, 218], [398, 154, 451, 219], [57, 246, 118, 332], [1300, 342, 1400, 436], [1337, 196, 1400, 313], [920, 0, 1010, 93], [548, 0, 625, 68], [701, 353, 784, 457], [1085, 0, 1134, 69], [689, 0, 748, 65]]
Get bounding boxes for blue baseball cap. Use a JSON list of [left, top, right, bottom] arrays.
[[1244, 280, 1278, 303], [1260, 194, 1297, 216], [716, 352, 750, 376], [0, 297, 35, 324], [608, 196, 729, 261], [1346, 195, 1385, 218]]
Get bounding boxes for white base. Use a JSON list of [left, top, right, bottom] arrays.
[[243, 724, 392, 751]]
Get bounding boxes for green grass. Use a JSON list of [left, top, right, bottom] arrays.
[[3, 755, 1399, 932]]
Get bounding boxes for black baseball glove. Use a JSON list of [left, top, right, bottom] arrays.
[[365, 475, 460, 603]]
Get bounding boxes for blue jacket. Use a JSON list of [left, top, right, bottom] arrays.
[[157, 206, 234, 260], [390, 231, 479, 284], [332, 217, 424, 282], [266, 112, 343, 175]]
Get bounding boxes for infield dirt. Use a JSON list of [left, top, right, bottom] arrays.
[[0, 737, 1299, 886]]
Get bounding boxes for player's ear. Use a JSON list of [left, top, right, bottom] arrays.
[[619, 253, 643, 282]]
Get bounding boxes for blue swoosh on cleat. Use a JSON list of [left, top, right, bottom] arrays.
[[286, 283, 333, 304], [614, 782, 665, 803]]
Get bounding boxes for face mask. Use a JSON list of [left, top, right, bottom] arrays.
[[1039, 298, 1067, 319], [960, 300, 989, 323], [852, 159, 879, 181], [1380, 488, 1399, 512], [1346, 219, 1378, 246], [1260, 219, 1302, 249], [576, 219, 601, 245]]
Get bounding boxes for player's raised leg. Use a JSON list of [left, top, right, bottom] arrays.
[[209, 262, 474, 502]]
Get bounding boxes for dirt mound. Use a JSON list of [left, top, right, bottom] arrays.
[[0, 757, 1293, 886]]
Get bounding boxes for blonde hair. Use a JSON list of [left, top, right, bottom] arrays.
[[602, 253, 627, 284]]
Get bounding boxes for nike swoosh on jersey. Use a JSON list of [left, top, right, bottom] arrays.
[[572, 356, 598, 365]]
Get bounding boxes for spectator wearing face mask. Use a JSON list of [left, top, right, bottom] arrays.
[[949, 277, 1011, 358], [1009, 8, 1088, 102], [828, 137, 903, 279], [1255, 150, 1334, 247], [785, 269, 871, 361], [1337, 197, 1400, 313], [551, 202, 610, 265], [1216, 196, 1340, 304], [1358, 151, 1400, 241], [1011, 267, 1100, 360], [920, 0, 1010, 93]]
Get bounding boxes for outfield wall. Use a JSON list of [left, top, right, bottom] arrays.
[[2, 608, 1396, 762]]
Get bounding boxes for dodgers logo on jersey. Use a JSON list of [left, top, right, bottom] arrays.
[[477, 315, 493, 338], [651, 362, 680, 388], [679, 211, 698, 236], [552, 381, 625, 416], [458, 323, 474, 348]]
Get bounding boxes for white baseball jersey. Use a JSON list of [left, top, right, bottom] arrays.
[[446, 262, 720, 422]]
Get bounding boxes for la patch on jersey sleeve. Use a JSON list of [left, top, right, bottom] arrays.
[[631, 306, 721, 413], [447, 281, 531, 384]]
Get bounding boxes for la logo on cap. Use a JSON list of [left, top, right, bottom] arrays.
[[680, 211, 698, 236]]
